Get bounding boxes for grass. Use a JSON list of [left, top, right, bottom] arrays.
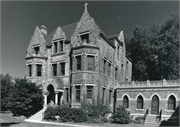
[[0, 112, 146, 127]]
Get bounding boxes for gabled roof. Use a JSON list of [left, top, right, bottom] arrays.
[[45, 22, 78, 46]]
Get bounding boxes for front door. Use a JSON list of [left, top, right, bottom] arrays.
[[151, 95, 159, 114]]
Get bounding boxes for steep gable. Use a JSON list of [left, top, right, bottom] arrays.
[[52, 26, 66, 41], [26, 26, 47, 57], [71, 3, 102, 47]]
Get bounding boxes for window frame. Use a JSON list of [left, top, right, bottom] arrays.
[[34, 46, 40, 54], [54, 42, 58, 53], [75, 86, 81, 103], [123, 96, 129, 109], [52, 63, 57, 76], [168, 95, 176, 110], [59, 40, 63, 52], [109, 89, 112, 105], [76, 55, 81, 71], [137, 96, 143, 109], [60, 62, 65, 76], [87, 55, 95, 71], [36, 64, 42, 77], [28, 65, 32, 77], [103, 60, 106, 74], [102, 88, 106, 104], [86, 86, 93, 99]]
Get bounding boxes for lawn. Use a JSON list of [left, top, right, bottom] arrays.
[[0, 112, 147, 127]]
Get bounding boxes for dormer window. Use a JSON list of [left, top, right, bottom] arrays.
[[34, 46, 40, 54], [79, 31, 90, 44]]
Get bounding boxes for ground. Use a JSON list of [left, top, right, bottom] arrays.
[[0, 112, 152, 127]]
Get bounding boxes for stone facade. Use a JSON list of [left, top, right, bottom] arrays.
[[25, 3, 131, 109], [115, 79, 180, 120]]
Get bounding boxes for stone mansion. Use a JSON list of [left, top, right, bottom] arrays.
[[25, 3, 179, 122], [25, 3, 132, 109]]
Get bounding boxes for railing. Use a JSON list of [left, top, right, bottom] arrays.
[[115, 79, 180, 89], [158, 109, 162, 123], [143, 109, 149, 120]]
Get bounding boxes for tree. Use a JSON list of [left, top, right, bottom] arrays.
[[1, 73, 14, 111], [126, 11, 179, 81], [6, 77, 44, 117], [112, 105, 131, 124]]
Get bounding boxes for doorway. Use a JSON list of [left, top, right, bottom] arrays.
[[47, 84, 55, 105], [151, 95, 159, 114]]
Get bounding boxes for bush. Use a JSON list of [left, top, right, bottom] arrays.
[[1, 76, 44, 117], [81, 103, 111, 119], [160, 118, 179, 126], [43, 106, 56, 121], [1, 74, 14, 111], [43, 106, 88, 123], [134, 116, 145, 124], [112, 105, 131, 124]]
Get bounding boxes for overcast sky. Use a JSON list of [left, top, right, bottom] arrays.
[[1, 1, 179, 78]]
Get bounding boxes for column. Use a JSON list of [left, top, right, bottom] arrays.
[[43, 91, 49, 106], [55, 91, 58, 105]]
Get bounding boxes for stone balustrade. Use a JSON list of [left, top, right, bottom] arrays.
[[115, 79, 180, 88]]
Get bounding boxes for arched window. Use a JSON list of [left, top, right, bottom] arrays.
[[137, 95, 143, 109], [168, 95, 176, 110], [123, 95, 129, 109]]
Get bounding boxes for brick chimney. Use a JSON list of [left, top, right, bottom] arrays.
[[40, 25, 47, 35]]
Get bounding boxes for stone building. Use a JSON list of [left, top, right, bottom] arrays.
[[25, 3, 132, 109], [115, 79, 180, 122]]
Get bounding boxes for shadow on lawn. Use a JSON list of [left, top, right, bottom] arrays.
[[0, 122, 20, 127]]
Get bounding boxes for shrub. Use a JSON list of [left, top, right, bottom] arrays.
[[43, 106, 88, 123], [81, 103, 111, 119], [43, 106, 56, 121], [1, 73, 14, 111], [1, 76, 44, 117], [134, 116, 145, 124], [112, 105, 131, 124], [160, 118, 179, 126]]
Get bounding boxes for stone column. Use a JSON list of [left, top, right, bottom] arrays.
[[55, 91, 59, 105], [43, 91, 49, 106]]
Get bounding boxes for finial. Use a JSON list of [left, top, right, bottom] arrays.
[[84, 2, 88, 11]]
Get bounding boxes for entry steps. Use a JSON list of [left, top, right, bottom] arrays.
[[25, 107, 47, 122], [144, 115, 160, 127]]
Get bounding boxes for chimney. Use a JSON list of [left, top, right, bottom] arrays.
[[40, 25, 47, 35]]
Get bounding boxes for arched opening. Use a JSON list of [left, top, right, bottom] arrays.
[[151, 95, 159, 114], [47, 84, 55, 105], [123, 95, 129, 109], [137, 95, 143, 109], [168, 95, 176, 110]]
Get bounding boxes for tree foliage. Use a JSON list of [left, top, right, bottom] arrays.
[[112, 105, 131, 124], [1, 73, 14, 111], [126, 11, 179, 81], [1, 74, 44, 117]]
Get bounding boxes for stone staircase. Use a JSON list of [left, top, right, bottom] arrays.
[[144, 115, 160, 127], [25, 107, 47, 122]]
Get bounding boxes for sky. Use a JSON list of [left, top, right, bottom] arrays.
[[1, 1, 179, 78]]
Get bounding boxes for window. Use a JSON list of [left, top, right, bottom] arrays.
[[59, 41, 63, 52], [123, 95, 129, 109], [54, 42, 57, 53], [103, 60, 106, 74], [108, 63, 111, 76], [34, 46, 40, 54], [75, 86, 80, 103], [52, 64, 57, 76], [65, 88, 69, 103], [60, 62, 65, 75], [87, 86, 93, 99], [168, 95, 176, 110], [109, 90, 112, 104], [121, 64, 124, 73], [87, 56, 94, 71], [28, 65, 32, 77], [137, 95, 143, 109], [80, 33, 89, 43], [36, 64, 42, 76], [117, 46, 119, 58], [115, 67, 118, 80], [102, 88, 105, 104], [76, 56, 81, 71]]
